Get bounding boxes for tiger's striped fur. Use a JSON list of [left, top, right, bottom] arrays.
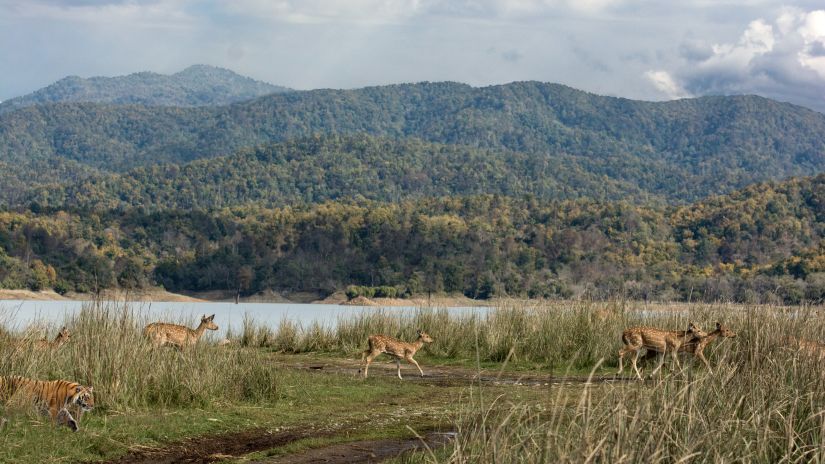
[[0, 375, 94, 431]]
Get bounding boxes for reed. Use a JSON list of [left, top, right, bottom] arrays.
[[398, 303, 825, 463], [0, 301, 280, 412]]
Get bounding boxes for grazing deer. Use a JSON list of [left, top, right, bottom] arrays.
[[640, 322, 737, 373], [33, 326, 71, 350], [143, 314, 218, 349], [359, 330, 434, 379], [618, 322, 707, 380]]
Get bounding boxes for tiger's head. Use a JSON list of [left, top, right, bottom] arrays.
[[71, 385, 95, 412]]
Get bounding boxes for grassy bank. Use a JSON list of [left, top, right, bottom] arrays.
[[3, 300, 825, 462], [0, 302, 460, 462]]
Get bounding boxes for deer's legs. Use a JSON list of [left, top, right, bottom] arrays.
[[631, 348, 645, 381], [670, 349, 682, 372], [396, 358, 403, 379], [617, 347, 627, 375], [696, 349, 713, 373], [406, 355, 424, 377], [649, 350, 667, 377], [362, 351, 377, 378]]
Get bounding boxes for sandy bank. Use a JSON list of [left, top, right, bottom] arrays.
[[0, 288, 205, 302]]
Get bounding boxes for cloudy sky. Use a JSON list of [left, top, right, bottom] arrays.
[[2, 0, 825, 112]]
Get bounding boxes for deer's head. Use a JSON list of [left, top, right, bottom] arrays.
[[55, 326, 71, 343], [715, 321, 737, 338], [201, 314, 219, 331], [686, 322, 707, 339], [417, 330, 434, 344]]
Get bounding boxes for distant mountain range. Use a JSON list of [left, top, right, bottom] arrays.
[[2, 67, 825, 302], [2, 80, 824, 206], [0, 65, 289, 114]]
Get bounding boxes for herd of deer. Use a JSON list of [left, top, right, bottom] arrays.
[[19, 312, 825, 382]]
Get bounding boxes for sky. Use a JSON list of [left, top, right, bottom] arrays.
[[1, 0, 825, 112]]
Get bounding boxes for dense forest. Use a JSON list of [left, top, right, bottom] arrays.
[[25, 135, 649, 210], [2, 81, 825, 204], [3, 174, 825, 304]]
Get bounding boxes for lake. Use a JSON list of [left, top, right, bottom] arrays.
[[0, 299, 489, 337]]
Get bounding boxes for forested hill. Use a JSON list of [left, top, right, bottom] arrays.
[[27, 135, 650, 211], [0, 65, 288, 114], [2, 81, 824, 204], [4, 174, 825, 304]]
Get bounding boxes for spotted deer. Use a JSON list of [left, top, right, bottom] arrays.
[[784, 336, 825, 361], [618, 322, 707, 380], [143, 314, 218, 349], [640, 322, 736, 373], [359, 330, 434, 379], [34, 326, 71, 350]]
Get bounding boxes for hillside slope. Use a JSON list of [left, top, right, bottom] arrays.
[[2, 81, 823, 204], [0, 65, 288, 113]]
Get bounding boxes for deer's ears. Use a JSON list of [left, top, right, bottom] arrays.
[[716, 321, 722, 329], [416, 329, 422, 336], [204, 314, 215, 321]]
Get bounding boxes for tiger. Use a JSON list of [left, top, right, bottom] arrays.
[[0, 375, 94, 431]]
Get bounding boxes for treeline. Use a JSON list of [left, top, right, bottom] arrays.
[[3, 82, 825, 205], [3, 174, 825, 303]]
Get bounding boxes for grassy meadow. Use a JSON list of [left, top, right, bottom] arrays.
[[1, 299, 824, 462]]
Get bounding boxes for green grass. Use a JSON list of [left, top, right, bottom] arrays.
[[0, 365, 459, 462]]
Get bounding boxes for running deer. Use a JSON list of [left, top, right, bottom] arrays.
[[617, 322, 707, 380], [359, 330, 434, 379], [34, 326, 71, 350], [640, 322, 736, 373], [143, 314, 218, 349]]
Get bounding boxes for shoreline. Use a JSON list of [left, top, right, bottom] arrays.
[[0, 288, 496, 307]]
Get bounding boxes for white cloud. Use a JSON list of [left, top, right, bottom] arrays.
[[645, 70, 691, 98], [658, 9, 825, 112], [798, 10, 825, 78]]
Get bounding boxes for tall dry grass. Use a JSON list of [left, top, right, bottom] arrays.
[[242, 300, 726, 369], [395, 303, 825, 463], [0, 301, 279, 413]]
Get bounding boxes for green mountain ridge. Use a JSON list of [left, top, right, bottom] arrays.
[[2, 81, 823, 206], [0, 65, 289, 114]]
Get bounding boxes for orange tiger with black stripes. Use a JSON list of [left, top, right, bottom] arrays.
[[0, 375, 94, 431]]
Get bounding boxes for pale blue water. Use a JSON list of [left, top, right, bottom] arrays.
[[0, 300, 487, 337]]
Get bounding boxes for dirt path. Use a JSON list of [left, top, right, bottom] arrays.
[[102, 427, 317, 464], [272, 355, 633, 387], [252, 432, 455, 463], [100, 426, 452, 464]]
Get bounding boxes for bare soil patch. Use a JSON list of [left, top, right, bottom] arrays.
[[100, 427, 317, 464], [273, 355, 630, 387], [253, 431, 454, 463], [0, 289, 69, 301], [0, 288, 206, 302]]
